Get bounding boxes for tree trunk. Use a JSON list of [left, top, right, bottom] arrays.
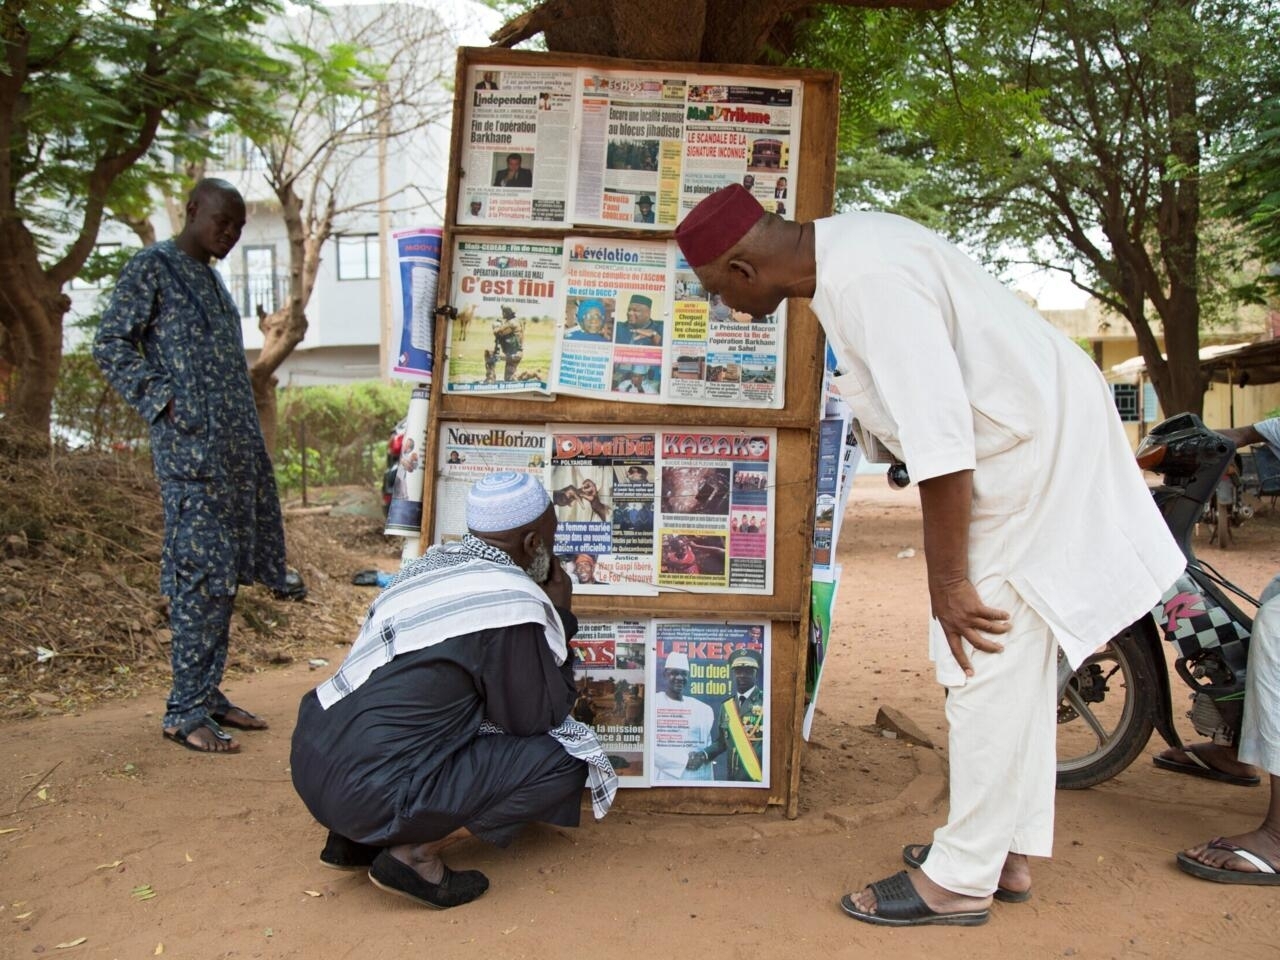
[[249, 183, 313, 453], [1154, 14, 1203, 419], [0, 222, 71, 444]]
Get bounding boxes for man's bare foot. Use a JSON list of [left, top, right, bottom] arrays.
[[999, 853, 1031, 895], [1157, 742, 1258, 781], [850, 867, 992, 917], [1182, 826, 1280, 876], [213, 705, 269, 731], [163, 723, 241, 753]]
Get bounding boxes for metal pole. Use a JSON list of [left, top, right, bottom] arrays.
[[300, 418, 309, 508]]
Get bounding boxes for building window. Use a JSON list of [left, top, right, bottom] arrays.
[[206, 129, 262, 171], [1142, 381, 1159, 423], [217, 245, 284, 318], [70, 243, 122, 290], [1112, 383, 1140, 422], [336, 234, 381, 281]]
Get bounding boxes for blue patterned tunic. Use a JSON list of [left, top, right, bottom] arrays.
[[93, 239, 286, 597]]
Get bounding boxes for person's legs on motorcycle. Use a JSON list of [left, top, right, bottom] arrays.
[[1179, 595, 1280, 881]]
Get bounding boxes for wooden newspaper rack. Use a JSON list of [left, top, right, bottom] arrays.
[[422, 48, 838, 817]]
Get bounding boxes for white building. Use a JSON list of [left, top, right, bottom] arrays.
[[68, 1, 499, 385]]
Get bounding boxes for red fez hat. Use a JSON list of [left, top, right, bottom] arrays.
[[675, 184, 767, 268]]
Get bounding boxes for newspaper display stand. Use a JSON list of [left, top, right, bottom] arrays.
[[422, 48, 838, 817]]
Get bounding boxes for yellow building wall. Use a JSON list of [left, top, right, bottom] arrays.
[[1202, 381, 1280, 432]]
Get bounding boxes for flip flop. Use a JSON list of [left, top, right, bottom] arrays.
[[1153, 748, 1260, 787], [1176, 838, 1280, 885], [367, 850, 489, 909], [211, 705, 269, 731], [839, 871, 989, 927], [163, 717, 240, 754], [902, 843, 1031, 903]]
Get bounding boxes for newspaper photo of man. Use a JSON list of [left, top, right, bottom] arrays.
[[651, 652, 714, 781]]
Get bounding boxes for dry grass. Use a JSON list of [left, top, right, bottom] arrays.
[[0, 428, 401, 720]]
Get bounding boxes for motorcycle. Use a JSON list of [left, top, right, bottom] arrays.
[[1055, 413, 1258, 788], [380, 418, 407, 516]]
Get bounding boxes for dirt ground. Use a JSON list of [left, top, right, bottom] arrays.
[[2, 476, 1278, 960]]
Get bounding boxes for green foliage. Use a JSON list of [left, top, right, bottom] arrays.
[[273, 381, 412, 494], [793, 0, 1280, 413], [9, 1, 291, 263], [1217, 95, 1280, 298], [51, 349, 150, 451]]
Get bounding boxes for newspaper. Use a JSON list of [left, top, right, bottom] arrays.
[[550, 426, 659, 597], [572, 71, 802, 228], [812, 413, 847, 578], [574, 72, 687, 230], [384, 387, 430, 536], [571, 618, 649, 787], [387, 228, 441, 382], [803, 573, 839, 741], [682, 79, 801, 220], [552, 238, 671, 402], [656, 429, 775, 594], [445, 238, 564, 396], [457, 65, 575, 227], [431, 422, 549, 544], [669, 251, 785, 408], [650, 620, 769, 787]]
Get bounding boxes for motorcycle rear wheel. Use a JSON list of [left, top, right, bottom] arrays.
[[1056, 624, 1157, 790]]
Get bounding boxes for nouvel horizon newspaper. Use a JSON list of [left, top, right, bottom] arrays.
[[649, 620, 770, 788], [431, 422, 549, 544], [571, 618, 649, 787]]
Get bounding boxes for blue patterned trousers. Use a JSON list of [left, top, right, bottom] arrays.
[[163, 575, 236, 731]]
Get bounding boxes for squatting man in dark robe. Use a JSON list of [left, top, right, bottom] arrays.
[[675, 185, 1182, 927], [93, 178, 305, 755], [291, 472, 616, 908]]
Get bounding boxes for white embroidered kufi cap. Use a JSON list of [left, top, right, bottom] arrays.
[[466, 471, 551, 532], [664, 652, 691, 672]]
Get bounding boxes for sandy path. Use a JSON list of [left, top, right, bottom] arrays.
[[2, 478, 1277, 959]]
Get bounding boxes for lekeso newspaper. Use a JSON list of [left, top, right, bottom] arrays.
[[431, 422, 549, 544], [682, 80, 800, 220], [649, 621, 770, 788], [670, 251, 784, 409], [656, 430, 775, 594], [553, 238, 670, 402], [446, 239, 564, 396], [570, 619, 648, 787], [574, 72, 688, 230], [550, 427, 658, 597], [457, 65, 575, 227]]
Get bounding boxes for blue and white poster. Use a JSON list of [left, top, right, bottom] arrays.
[[389, 226, 442, 382]]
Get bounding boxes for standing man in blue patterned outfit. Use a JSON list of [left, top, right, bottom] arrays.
[[93, 179, 300, 754]]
